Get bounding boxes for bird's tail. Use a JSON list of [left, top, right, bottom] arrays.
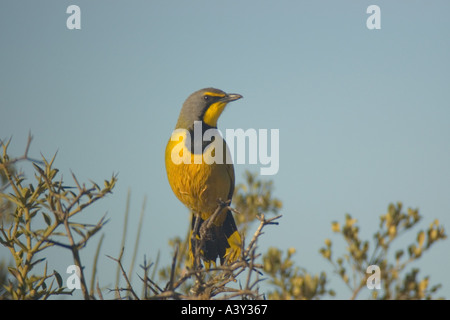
[[189, 210, 241, 268]]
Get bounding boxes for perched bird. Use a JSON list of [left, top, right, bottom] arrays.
[[165, 88, 243, 267]]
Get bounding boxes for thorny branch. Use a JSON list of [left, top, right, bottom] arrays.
[[112, 199, 282, 300], [0, 134, 116, 299], [107, 247, 140, 300]]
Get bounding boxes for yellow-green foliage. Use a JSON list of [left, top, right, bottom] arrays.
[[0, 136, 116, 299], [263, 247, 333, 299], [319, 203, 446, 299], [1, 137, 447, 300]]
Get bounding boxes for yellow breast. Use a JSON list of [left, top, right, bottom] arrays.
[[165, 129, 234, 224]]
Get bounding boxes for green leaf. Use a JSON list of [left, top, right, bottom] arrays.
[[8, 267, 20, 280], [417, 231, 425, 247], [30, 257, 46, 270], [395, 249, 404, 260], [54, 270, 63, 288], [42, 212, 52, 226], [71, 226, 86, 239]]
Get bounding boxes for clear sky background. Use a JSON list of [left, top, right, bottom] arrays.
[[1, 0, 449, 299]]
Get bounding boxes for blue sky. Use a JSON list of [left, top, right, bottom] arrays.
[[1, 0, 449, 299]]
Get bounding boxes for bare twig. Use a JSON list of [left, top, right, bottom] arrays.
[[245, 214, 282, 256], [115, 189, 131, 297], [129, 196, 147, 281], [96, 280, 104, 300], [107, 247, 140, 300], [166, 245, 179, 293], [0, 133, 44, 171], [90, 233, 105, 296], [63, 209, 90, 300]]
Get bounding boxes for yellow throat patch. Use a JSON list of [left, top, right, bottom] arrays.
[[202, 91, 228, 127], [203, 101, 227, 127]]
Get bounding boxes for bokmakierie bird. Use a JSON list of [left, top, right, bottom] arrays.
[[165, 88, 243, 267]]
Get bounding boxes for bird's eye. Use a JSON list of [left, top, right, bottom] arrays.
[[203, 95, 210, 101]]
